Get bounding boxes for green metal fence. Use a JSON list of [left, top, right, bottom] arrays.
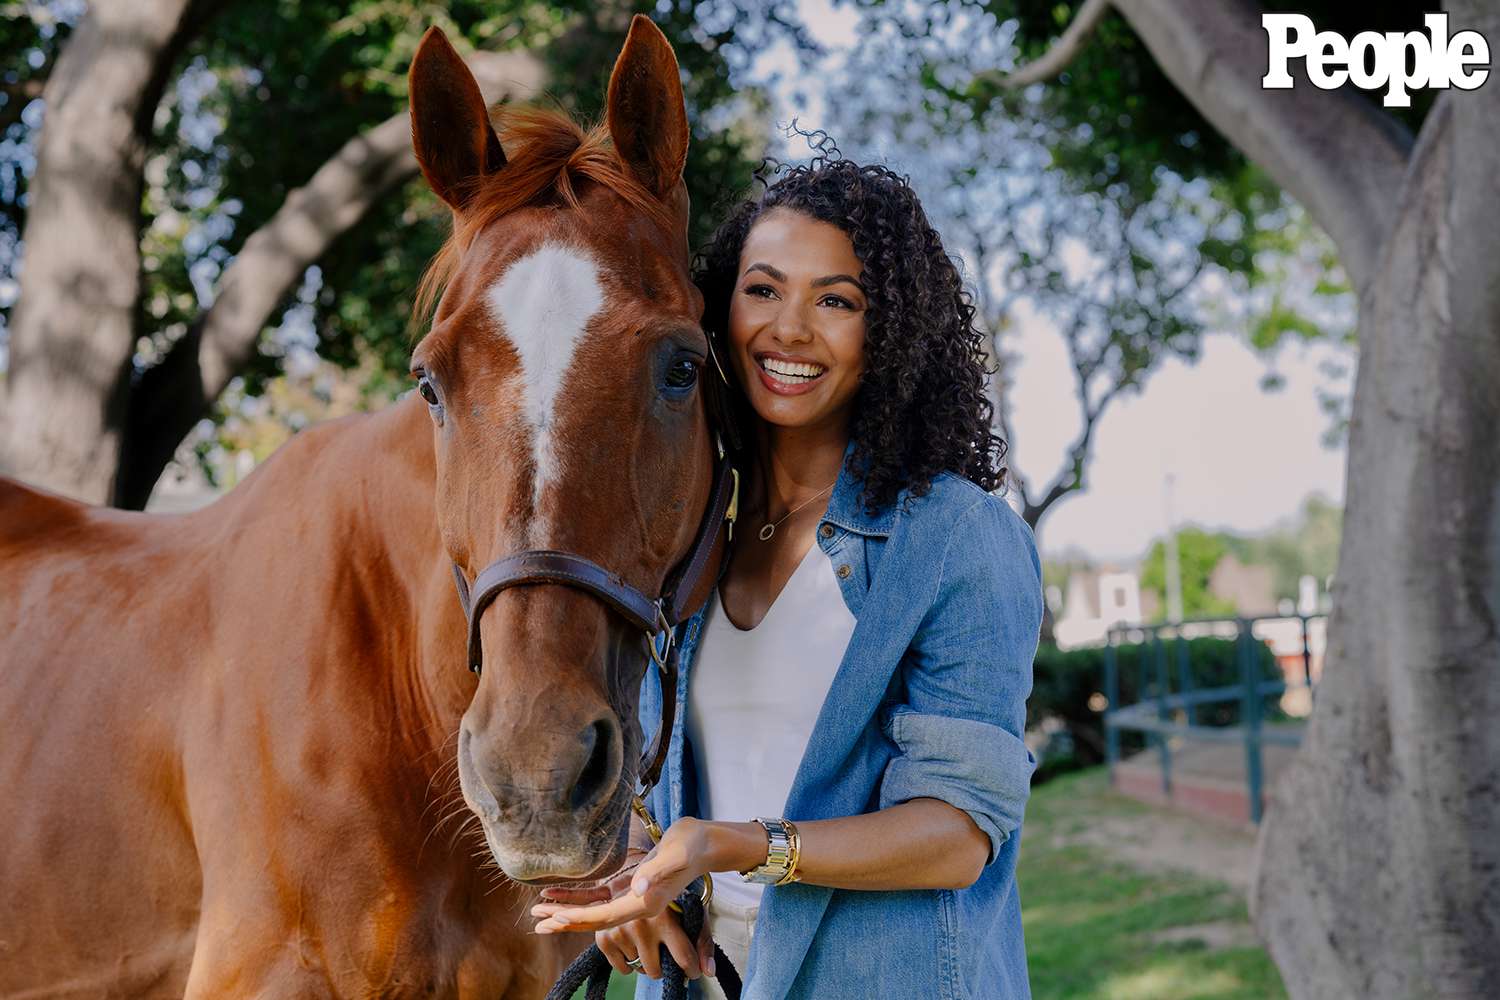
[[1103, 614, 1323, 823]]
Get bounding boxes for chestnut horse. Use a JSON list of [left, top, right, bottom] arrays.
[[0, 17, 722, 998]]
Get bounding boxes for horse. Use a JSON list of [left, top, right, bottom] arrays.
[[0, 16, 728, 997]]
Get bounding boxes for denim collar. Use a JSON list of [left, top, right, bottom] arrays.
[[818, 439, 895, 538]]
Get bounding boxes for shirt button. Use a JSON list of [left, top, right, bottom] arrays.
[[819, 523, 834, 539], [836, 563, 852, 579]]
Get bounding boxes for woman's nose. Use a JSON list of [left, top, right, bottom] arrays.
[[769, 300, 815, 345]]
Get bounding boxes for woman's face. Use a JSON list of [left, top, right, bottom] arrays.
[[726, 207, 867, 436]]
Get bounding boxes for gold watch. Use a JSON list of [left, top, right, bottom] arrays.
[[739, 817, 802, 886]]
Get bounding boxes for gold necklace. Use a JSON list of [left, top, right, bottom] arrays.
[[758, 480, 837, 541]]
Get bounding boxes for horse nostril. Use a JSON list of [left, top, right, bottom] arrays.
[[569, 716, 619, 814]]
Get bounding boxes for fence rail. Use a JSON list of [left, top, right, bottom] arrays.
[[1103, 614, 1323, 823]]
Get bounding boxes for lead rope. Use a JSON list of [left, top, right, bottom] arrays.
[[541, 887, 742, 1000]]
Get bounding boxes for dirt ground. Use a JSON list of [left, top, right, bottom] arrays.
[[1047, 773, 1261, 894]]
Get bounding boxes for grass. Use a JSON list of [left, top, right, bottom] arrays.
[[581, 767, 1286, 999], [1020, 768, 1287, 1000]]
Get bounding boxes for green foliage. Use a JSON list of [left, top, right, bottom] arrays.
[[970, 0, 1243, 209], [1029, 637, 1281, 774], [1138, 528, 1239, 622], [1233, 495, 1342, 602], [974, 1, 1433, 203], [1134, 499, 1342, 619]]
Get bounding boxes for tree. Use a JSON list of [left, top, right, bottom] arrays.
[[986, 1, 1499, 995], [0, 1, 794, 507], [1, 0, 217, 505], [826, 3, 1353, 639], [1138, 526, 1236, 621]]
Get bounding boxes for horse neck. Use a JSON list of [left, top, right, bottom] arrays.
[[270, 398, 470, 751]]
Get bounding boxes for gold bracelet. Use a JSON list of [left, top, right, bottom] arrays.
[[773, 818, 802, 886]]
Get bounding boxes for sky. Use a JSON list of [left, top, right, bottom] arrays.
[[743, 0, 1351, 565]]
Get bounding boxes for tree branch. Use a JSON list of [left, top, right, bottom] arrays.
[[1108, 0, 1412, 293], [989, 0, 1113, 88], [113, 49, 546, 508]]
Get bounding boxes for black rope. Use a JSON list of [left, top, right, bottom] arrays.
[[543, 889, 742, 1000]]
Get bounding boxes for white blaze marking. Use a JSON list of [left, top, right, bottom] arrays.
[[485, 244, 605, 509]]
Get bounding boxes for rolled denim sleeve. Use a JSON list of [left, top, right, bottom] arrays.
[[876, 493, 1043, 864]]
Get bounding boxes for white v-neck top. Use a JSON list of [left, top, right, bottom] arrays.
[[685, 539, 857, 908]]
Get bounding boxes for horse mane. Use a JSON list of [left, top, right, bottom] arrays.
[[412, 105, 675, 330]]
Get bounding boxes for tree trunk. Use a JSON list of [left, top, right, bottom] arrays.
[[1251, 83, 1500, 997], [0, 0, 215, 503], [1085, 2, 1500, 994]]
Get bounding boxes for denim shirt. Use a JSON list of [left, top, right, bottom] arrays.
[[636, 450, 1043, 1000]]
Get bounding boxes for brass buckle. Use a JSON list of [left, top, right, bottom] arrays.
[[645, 602, 672, 675]]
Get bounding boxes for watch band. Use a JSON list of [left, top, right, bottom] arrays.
[[739, 817, 802, 886]]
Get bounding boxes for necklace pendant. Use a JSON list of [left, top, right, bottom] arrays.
[[758, 523, 776, 542]]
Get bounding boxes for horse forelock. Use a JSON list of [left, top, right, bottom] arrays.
[[412, 105, 677, 334]]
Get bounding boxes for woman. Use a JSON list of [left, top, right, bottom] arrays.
[[530, 151, 1043, 999]]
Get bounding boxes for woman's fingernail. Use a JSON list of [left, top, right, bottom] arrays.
[[706, 957, 716, 976]]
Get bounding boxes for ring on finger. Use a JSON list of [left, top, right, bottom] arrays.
[[626, 956, 645, 972]]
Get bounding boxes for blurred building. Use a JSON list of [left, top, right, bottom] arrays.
[[1054, 567, 1146, 648], [1207, 553, 1277, 616]]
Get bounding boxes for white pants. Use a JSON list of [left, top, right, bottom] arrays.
[[698, 893, 759, 1000]]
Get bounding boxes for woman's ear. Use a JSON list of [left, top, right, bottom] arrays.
[[408, 26, 505, 211], [606, 15, 689, 200]]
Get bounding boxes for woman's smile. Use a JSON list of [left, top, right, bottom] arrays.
[[754, 350, 829, 394]]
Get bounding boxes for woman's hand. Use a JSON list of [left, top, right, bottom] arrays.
[[535, 874, 715, 979], [532, 816, 711, 933], [531, 814, 738, 983], [593, 906, 715, 980], [532, 814, 718, 979]]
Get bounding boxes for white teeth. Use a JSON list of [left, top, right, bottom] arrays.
[[759, 357, 826, 382]]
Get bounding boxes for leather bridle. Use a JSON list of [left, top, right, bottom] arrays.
[[448, 368, 739, 799]]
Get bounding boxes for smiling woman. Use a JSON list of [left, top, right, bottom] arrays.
[[530, 149, 1044, 1000]]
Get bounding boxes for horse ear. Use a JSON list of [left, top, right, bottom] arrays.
[[409, 26, 505, 211], [606, 15, 689, 200]]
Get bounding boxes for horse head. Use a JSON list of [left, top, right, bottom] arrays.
[[406, 17, 720, 882]]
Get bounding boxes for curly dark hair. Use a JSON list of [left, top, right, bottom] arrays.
[[694, 137, 1008, 512]]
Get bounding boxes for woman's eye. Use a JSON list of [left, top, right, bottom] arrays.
[[820, 295, 853, 309], [665, 357, 699, 390], [417, 376, 440, 407], [743, 284, 776, 299]]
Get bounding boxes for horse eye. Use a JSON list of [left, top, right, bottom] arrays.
[[417, 376, 440, 407], [665, 357, 699, 391]]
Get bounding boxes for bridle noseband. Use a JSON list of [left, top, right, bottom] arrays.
[[448, 430, 739, 797]]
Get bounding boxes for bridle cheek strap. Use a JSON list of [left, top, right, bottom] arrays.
[[449, 450, 738, 797]]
